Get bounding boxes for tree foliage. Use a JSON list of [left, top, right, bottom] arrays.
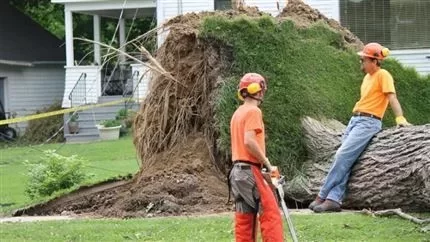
[[9, 0, 156, 63]]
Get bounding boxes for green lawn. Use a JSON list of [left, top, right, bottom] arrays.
[[1, 138, 429, 241], [1, 213, 428, 241], [0, 136, 139, 214]]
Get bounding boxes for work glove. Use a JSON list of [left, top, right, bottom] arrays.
[[395, 116, 412, 127]]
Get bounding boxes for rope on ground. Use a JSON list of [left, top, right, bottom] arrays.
[[361, 208, 430, 225]]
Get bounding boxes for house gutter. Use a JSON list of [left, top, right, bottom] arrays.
[[0, 59, 33, 67], [0, 60, 66, 67]]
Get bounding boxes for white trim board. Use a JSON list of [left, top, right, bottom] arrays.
[[63, 0, 156, 12]]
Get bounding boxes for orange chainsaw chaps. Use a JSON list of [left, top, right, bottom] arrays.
[[235, 212, 257, 242], [252, 166, 284, 242]]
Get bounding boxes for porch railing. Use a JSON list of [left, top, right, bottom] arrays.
[[69, 73, 87, 107], [124, 70, 140, 98]]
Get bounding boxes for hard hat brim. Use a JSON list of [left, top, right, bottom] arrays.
[[357, 51, 383, 60]]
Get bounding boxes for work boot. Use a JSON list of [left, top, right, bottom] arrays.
[[313, 199, 341, 213], [308, 196, 324, 210]]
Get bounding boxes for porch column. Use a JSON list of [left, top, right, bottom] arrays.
[[93, 15, 101, 65], [65, 10, 74, 66], [119, 18, 126, 64]]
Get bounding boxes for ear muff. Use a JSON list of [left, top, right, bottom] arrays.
[[237, 81, 265, 101], [247, 83, 262, 94], [381, 48, 389, 57], [237, 90, 244, 101]]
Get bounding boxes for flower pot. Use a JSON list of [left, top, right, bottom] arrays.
[[68, 121, 79, 134], [97, 125, 121, 140], [120, 120, 128, 135]]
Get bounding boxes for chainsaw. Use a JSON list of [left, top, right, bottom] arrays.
[[263, 167, 299, 242]]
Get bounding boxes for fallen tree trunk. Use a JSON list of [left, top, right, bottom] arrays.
[[285, 117, 430, 211]]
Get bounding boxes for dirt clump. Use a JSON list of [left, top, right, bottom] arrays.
[[102, 134, 230, 217], [279, 0, 362, 49]]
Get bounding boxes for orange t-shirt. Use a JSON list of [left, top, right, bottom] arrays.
[[352, 69, 396, 118], [230, 104, 265, 164]]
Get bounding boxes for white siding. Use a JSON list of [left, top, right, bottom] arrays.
[[304, 1, 429, 77], [131, 64, 151, 102], [303, 0, 339, 21], [63, 66, 101, 108], [0, 64, 65, 133], [243, 0, 286, 16], [157, 0, 214, 46], [389, 49, 430, 77]]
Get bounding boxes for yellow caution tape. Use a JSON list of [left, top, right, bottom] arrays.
[[0, 98, 138, 126]]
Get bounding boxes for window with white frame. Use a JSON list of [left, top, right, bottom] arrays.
[[340, 0, 430, 49]]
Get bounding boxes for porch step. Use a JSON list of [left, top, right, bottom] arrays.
[[64, 95, 138, 143], [64, 132, 101, 143]]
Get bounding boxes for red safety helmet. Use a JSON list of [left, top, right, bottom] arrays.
[[358, 42, 390, 60], [237, 73, 266, 100]]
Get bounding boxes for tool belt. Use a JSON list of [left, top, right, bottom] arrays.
[[352, 112, 381, 120], [227, 160, 262, 203], [233, 160, 263, 169]]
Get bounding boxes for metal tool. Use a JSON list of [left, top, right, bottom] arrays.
[[264, 167, 299, 242]]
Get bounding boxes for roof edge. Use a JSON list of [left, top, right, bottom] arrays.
[[0, 60, 33, 67], [0, 60, 66, 67]]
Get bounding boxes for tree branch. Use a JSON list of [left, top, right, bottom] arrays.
[[361, 208, 430, 225]]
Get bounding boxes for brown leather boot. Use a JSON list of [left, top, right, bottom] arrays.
[[313, 199, 341, 213], [308, 196, 324, 210]]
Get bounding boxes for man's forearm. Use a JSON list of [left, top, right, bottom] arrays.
[[245, 139, 266, 163], [390, 97, 404, 117], [388, 93, 404, 117], [244, 130, 273, 170], [387, 93, 412, 126]]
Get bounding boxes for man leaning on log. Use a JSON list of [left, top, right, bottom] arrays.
[[309, 42, 412, 213]]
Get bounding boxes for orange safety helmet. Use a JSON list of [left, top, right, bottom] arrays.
[[357, 42, 390, 60], [237, 73, 267, 100]]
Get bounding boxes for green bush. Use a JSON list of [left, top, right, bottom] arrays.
[[24, 102, 65, 144], [69, 112, 79, 122], [115, 108, 128, 121], [100, 119, 121, 128], [115, 108, 136, 128], [25, 150, 89, 199], [201, 16, 430, 177]]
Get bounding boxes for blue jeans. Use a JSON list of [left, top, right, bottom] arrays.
[[318, 116, 382, 203]]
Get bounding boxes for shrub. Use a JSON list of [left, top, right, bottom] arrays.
[[69, 112, 79, 122], [100, 119, 121, 128], [24, 102, 65, 144], [115, 108, 128, 120], [25, 150, 89, 199], [115, 108, 137, 128]]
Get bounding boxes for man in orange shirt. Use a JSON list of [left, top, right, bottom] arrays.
[[229, 73, 284, 242], [309, 43, 411, 213]]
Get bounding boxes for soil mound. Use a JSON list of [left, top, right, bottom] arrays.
[[278, 0, 362, 49]]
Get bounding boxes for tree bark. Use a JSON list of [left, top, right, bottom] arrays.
[[285, 117, 430, 211]]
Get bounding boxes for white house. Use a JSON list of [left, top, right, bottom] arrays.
[[50, 0, 290, 109], [50, 0, 429, 142], [51, 0, 429, 107], [305, 0, 430, 76], [0, 2, 65, 135]]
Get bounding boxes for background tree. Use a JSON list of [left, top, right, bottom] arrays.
[[9, 0, 156, 63]]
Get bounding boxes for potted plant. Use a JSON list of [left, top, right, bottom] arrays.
[[96, 119, 121, 140], [115, 108, 136, 136], [115, 108, 128, 135], [68, 112, 79, 134]]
